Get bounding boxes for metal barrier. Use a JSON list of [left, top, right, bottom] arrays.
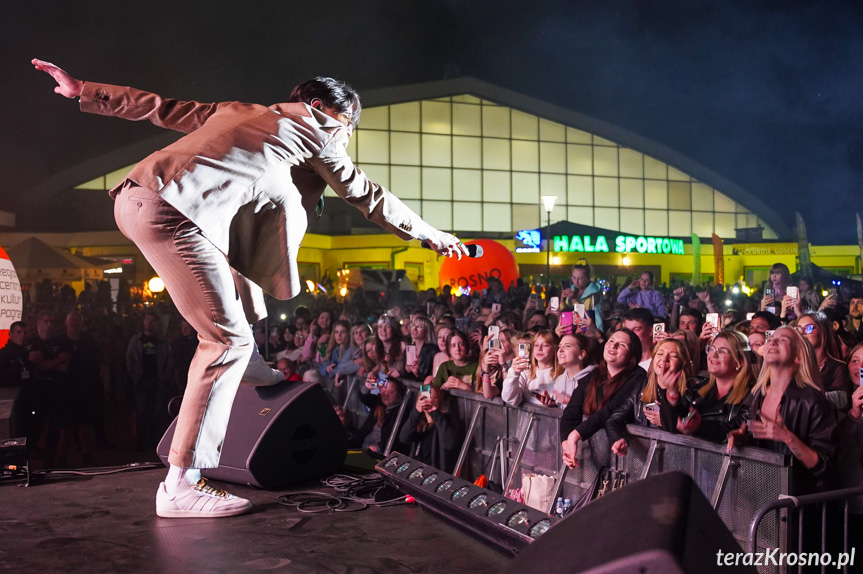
[[325, 373, 858, 573], [747, 487, 863, 574]]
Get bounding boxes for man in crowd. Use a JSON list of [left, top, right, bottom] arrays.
[[57, 311, 101, 466], [126, 311, 173, 451], [622, 307, 655, 370], [26, 310, 71, 467], [34, 58, 467, 518], [846, 292, 863, 342], [0, 321, 30, 438]]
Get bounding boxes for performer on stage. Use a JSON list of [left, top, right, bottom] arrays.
[[33, 58, 469, 518]]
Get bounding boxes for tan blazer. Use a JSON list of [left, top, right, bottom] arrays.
[[81, 82, 435, 302]]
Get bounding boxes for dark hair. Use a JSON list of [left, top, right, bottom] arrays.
[[679, 307, 704, 327], [622, 307, 654, 329], [289, 77, 361, 127], [639, 270, 655, 284], [798, 275, 814, 288], [9, 321, 25, 332], [583, 328, 642, 415], [751, 310, 781, 330]]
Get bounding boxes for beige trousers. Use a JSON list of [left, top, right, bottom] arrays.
[[114, 180, 260, 469]]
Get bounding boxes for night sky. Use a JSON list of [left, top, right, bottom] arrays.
[[3, 0, 863, 244]]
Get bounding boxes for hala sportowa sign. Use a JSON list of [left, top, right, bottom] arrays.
[[515, 228, 686, 256]]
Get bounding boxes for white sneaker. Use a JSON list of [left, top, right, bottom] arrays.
[[156, 479, 252, 518], [242, 347, 283, 387]]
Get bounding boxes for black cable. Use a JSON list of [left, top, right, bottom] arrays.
[[31, 462, 163, 478], [276, 472, 407, 513]]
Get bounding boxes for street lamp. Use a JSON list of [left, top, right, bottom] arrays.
[[541, 195, 557, 285]]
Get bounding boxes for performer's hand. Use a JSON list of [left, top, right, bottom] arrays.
[[426, 231, 470, 260], [32, 59, 83, 98]]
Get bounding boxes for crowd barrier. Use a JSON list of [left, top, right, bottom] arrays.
[[322, 373, 857, 574]]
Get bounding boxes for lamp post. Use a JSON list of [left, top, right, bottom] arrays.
[[541, 195, 557, 286]]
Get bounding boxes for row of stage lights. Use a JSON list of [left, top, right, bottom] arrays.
[[376, 452, 558, 556]]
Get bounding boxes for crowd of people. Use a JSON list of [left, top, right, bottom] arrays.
[[1, 262, 862, 509]]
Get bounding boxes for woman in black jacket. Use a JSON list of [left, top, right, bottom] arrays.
[[673, 330, 754, 443], [398, 386, 461, 473], [561, 328, 645, 469], [606, 338, 693, 456], [727, 326, 838, 493]]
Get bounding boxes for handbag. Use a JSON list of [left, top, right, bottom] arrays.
[[521, 473, 556, 512], [567, 465, 628, 514]]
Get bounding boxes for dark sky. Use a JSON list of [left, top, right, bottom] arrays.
[[3, 0, 863, 244]]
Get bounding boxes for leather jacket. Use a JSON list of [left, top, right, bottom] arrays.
[[746, 381, 839, 493], [561, 367, 647, 441], [677, 378, 750, 443], [605, 382, 677, 446]]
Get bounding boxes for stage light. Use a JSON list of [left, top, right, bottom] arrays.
[[148, 277, 165, 293], [731, 286, 740, 294], [305, 279, 315, 292], [339, 286, 347, 297], [280, 314, 287, 321], [377, 453, 558, 557], [622, 256, 630, 266], [725, 300, 732, 306]]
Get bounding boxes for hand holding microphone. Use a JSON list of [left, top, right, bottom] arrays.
[[420, 232, 481, 260]]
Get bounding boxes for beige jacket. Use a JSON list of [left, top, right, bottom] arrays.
[[81, 82, 435, 302]]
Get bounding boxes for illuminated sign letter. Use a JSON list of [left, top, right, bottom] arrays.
[[625, 236, 637, 252], [595, 236, 609, 252], [661, 238, 671, 253], [583, 236, 595, 252], [635, 237, 648, 253], [615, 236, 626, 252], [570, 236, 584, 252], [647, 238, 657, 253], [554, 236, 570, 252]]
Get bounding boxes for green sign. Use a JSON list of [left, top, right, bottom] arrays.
[[553, 234, 685, 255]]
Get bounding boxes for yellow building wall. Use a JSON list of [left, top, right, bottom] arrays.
[[299, 233, 861, 291]]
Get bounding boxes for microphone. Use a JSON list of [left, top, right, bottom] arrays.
[[421, 241, 484, 258]]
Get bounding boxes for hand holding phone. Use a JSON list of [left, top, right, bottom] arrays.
[[405, 345, 417, 366], [549, 297, 559, 312], [488, 325, 500, 340]]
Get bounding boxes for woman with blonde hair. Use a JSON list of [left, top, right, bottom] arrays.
[[728, 326, 838, 492], [501, 329, 564, 408], [795, 311, 852, 412], [675, 330, 754, 442], [606, 338, 692, 456]]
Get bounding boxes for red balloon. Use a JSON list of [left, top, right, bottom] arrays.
[[438, 239, 519, 293]]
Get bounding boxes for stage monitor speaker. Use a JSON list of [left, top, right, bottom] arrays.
[[157, 381, 347, 489], [505, 471, 755, 574]]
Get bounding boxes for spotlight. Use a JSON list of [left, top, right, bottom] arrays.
[[731, 286, 740, 294], [280, 314, 287, 321], [339, 286, 348, 297], [377, 453, 557, 556], [621, 256, 630, 266], [148, 276, 165, 293]]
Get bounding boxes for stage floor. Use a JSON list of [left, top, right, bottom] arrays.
[[0, 465, 507, 573]]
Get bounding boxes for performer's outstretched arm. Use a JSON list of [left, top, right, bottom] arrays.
[[32, 59, 83, 98], [33, 58, 221, 134]]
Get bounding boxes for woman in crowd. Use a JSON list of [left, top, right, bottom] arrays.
[[501, 329, 562, 407], [675, 330, 753, 442], [617, 270, 667, 319], [605, 338, 693, 455], [839, 343, 863, 542], [476, 328, 517, 400], [549, 333, 597, 410], [274, 325, 299, 362], [431, 330, 478, 391], [727, 326, 838, 492], [314, 310, 334, 356], [398, 385, 461, 473], [432, 324, 453, 376], [356, 335, 377, 379], [265, 324, 285, 361], [560, 329, 646, 468], [374, 314, 406, 376], [405, 316, 438, 381], [561, 262, 605, 332], [760, 262, 793, 314], [318, 319, 358, 387], [748, 331, 766, 355], [796, 311, 852, 411]]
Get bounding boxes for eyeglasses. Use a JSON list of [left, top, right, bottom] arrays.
[[705, 345, 732, 357], [795, 324, 816, 335]]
